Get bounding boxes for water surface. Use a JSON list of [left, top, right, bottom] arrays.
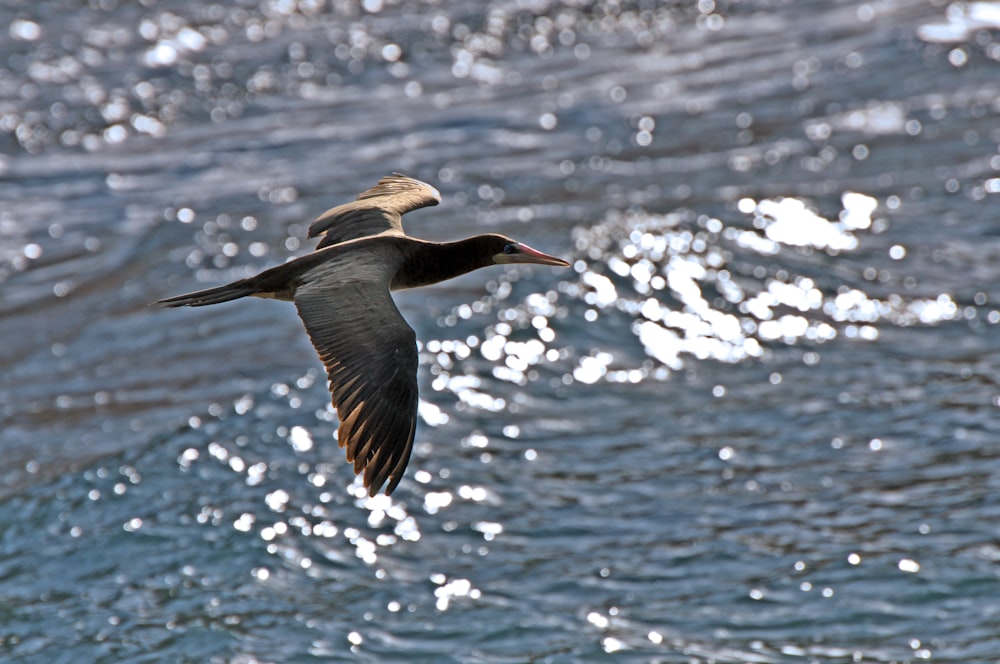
[[2, 0, 1000, 661]]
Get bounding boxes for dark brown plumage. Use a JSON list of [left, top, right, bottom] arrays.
[[159, 174, 569, 495]]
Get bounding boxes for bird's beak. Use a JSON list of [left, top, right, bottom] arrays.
[[502, 242, 571, 267]]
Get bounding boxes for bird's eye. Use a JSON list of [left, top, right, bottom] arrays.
[[503, 243, 517, 254]]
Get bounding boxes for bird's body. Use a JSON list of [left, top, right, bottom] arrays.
[[160, 174, 568, 495]]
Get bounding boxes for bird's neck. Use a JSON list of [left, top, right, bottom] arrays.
[[391, 237, 495, 290]]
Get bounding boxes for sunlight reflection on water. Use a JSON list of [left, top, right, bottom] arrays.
[[552, 192, 963, 383]]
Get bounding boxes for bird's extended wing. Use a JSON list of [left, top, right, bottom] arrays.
[[308, 173, 441, 249], [294, 279, 419, 496]]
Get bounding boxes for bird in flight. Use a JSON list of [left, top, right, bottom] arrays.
[[160, 174, 569, 496]]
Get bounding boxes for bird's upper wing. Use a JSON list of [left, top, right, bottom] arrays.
[[307, 174, 441, 249], [293, 272, 419, 496]]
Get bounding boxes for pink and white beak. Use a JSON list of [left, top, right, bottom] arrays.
[[500, 242, 571, 267]]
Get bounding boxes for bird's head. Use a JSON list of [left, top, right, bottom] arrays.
[[488, 235, 571, 267]]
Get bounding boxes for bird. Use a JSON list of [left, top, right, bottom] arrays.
[[159, 173, 569, 496]]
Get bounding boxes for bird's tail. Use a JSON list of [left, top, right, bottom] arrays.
[[158, 279, 257, 307]]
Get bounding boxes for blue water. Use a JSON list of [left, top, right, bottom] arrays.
[[2, 0, 1000, 661]]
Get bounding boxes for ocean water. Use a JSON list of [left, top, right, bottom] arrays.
[[2, 0, 1000, 661]]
